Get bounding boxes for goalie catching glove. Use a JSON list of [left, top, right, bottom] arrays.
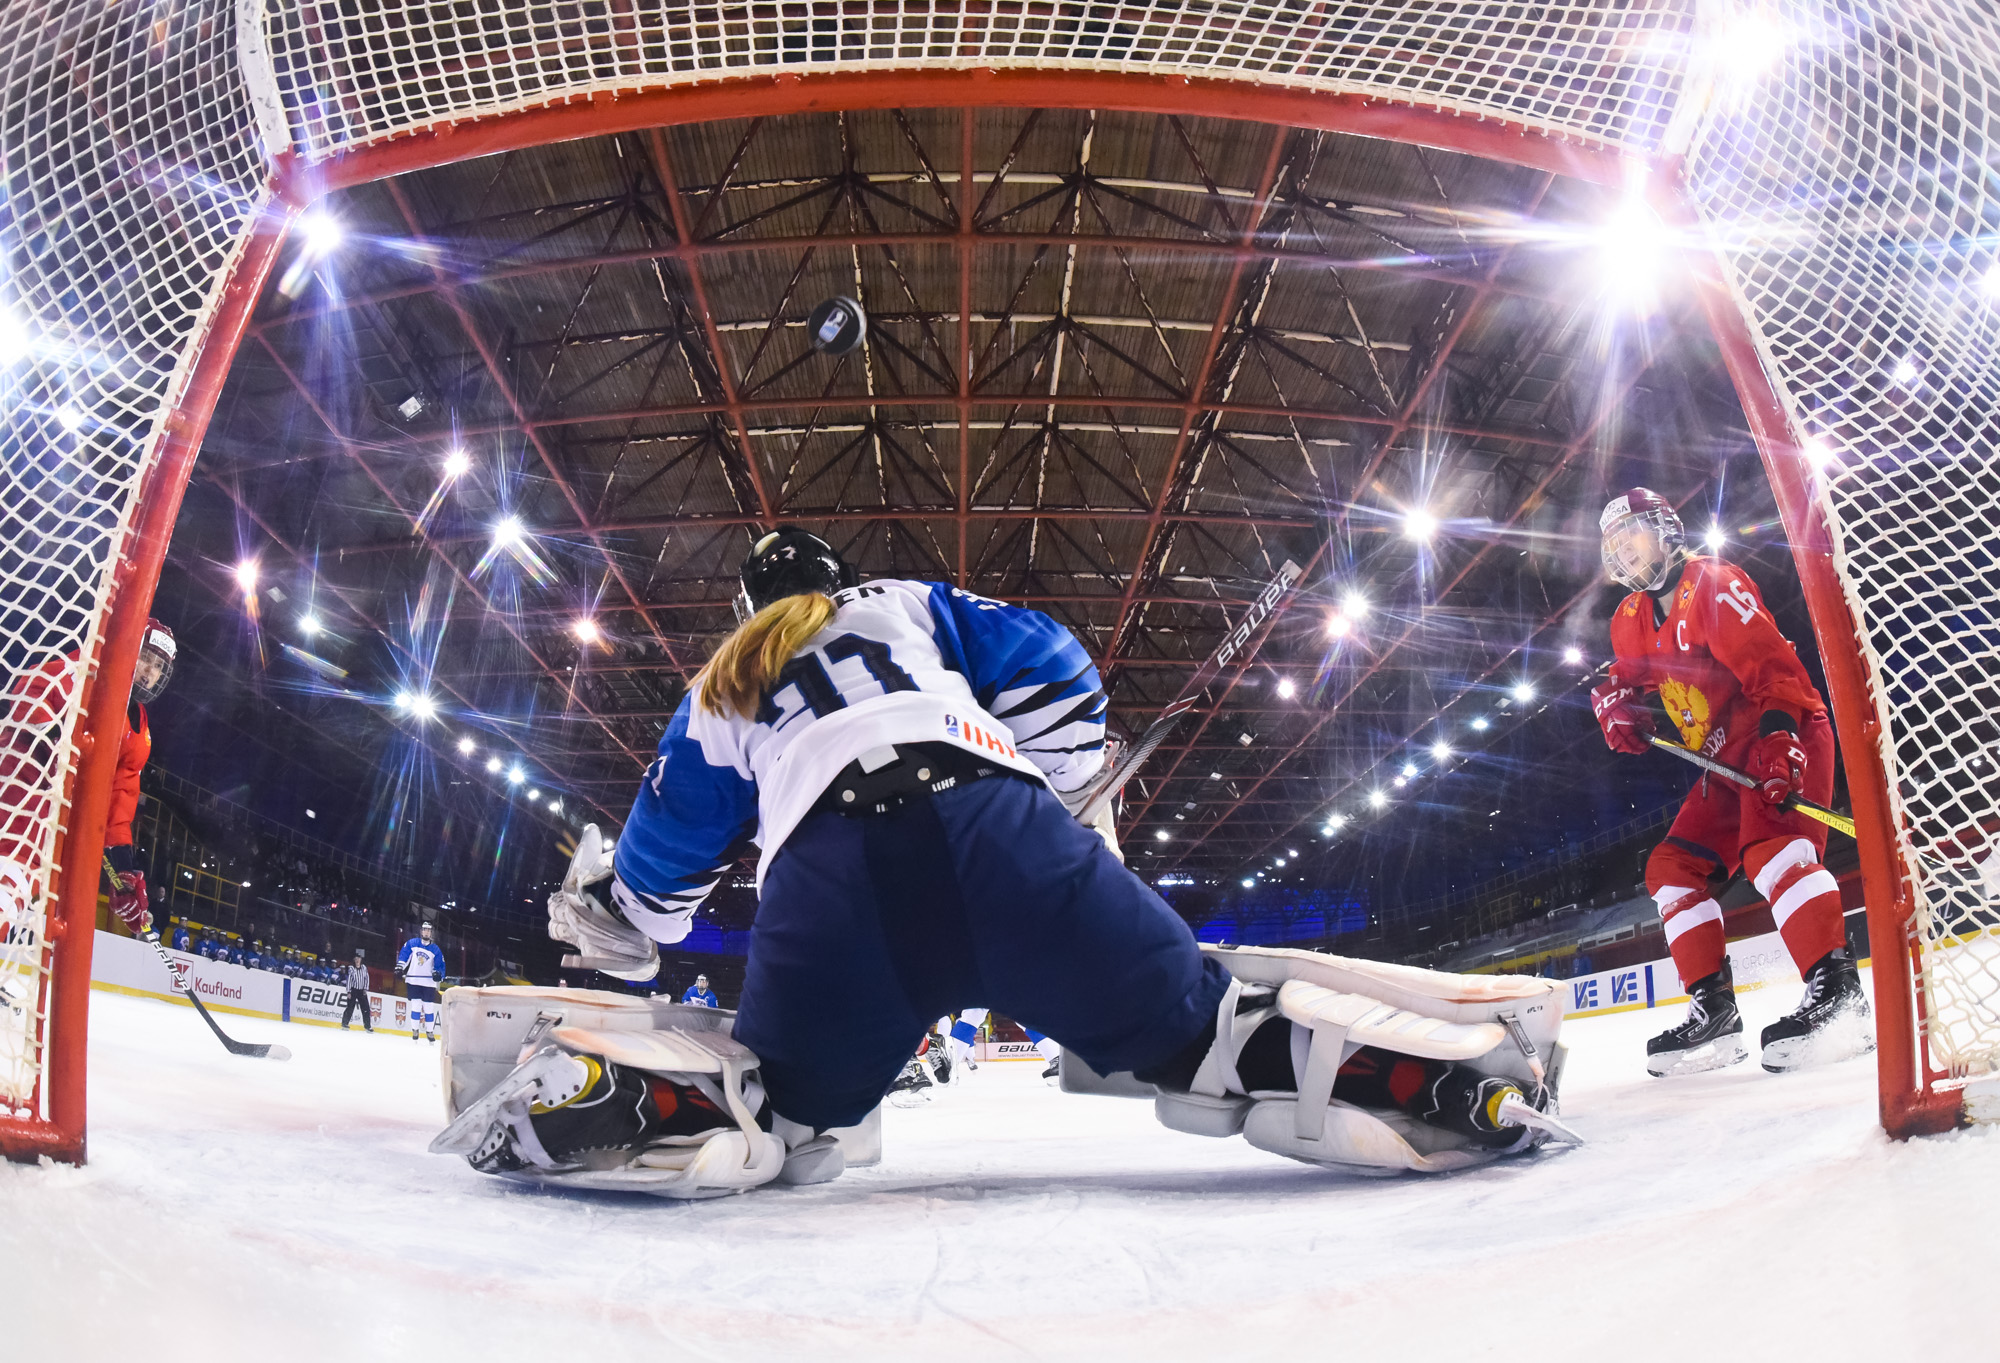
[[546, 824, 692, 983]]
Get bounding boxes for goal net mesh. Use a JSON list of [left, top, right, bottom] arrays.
[[2, 0, 1995, 1137], [1685, 0, 2000, 1082], [0, 2, 268, 1121]]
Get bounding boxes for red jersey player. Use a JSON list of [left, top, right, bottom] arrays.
[[0, 619, 174, 937], [1591, 490, 1873, 1076]]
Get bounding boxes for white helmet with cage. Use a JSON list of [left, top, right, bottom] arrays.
[[1599, 489, 1687, 593], [133, 617, 176, 704]]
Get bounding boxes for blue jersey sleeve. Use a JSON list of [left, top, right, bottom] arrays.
[[613, 695, 759, 942], [396, 938, 414, 971], [924, 583, 1107, 797]]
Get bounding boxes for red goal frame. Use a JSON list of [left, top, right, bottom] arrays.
[[11, 62, 1952, 1163]]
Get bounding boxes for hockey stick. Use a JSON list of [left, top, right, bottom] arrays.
[[1645, 735, 1857, 839], [1075, 559, 1305, 825], [103, 854, 291, 1061]]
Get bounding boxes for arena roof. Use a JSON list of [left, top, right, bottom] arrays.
[[159, 106, 1803, 906]]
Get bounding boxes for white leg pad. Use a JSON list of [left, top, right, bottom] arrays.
[[434, 985, 803, 1199], [1165, 945, 1573, 1174]]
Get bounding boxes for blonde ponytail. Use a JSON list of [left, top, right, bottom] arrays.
[[695, 592, 837, 718]]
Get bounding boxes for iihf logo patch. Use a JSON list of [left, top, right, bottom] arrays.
[[944, 715, 960, 739]]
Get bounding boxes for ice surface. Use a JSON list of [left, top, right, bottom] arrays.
[[6, 981, 1997, 1361]]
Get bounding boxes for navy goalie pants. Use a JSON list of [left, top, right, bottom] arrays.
[[734, 774, 1229, 1130]]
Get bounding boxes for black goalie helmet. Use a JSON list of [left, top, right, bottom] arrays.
[[735, 527, 857, 620]]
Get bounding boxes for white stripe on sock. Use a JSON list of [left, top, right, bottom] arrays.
[[1772, 869, 1839, 928], [1662, 898, 1723, 944]]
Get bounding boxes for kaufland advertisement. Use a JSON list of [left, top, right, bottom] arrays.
[[91, 931, 416, 1035]]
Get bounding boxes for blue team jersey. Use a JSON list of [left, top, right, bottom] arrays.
[[172, 927, 190, 952], [398, 937, 447, 986], [612, 579, 1106, 943], [682, 986, 719, 1008]]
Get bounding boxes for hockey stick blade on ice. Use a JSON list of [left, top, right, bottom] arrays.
[[1644, 735, 1856, 839], [104, 854, 291, 1061], [1076, 559, 1305, 825]]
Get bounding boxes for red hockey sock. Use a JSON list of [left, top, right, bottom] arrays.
[[1656, 887, 1726, 985], [1747, 838, 1847, 971]]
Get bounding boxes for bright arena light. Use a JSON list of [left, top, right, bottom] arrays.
[[410, 695, 437, 721], [1512, 682, 1536, 703], [548, 800, 562, 814], [1343, 591, 1369, 619], [1404, 508, 1437, 543], [299, 613, 321, 637], [1368, 790, 1388, 808], [1471, 716, 1490, 732], [456, 736, 475, 756], [1430, 741, 1451, 762], [485, 757, 502, 774], [393, 690, 415, 711], [442, 446, 471, 479], [1596, 197, 1675, 307], [1714, 12, 1788, 85], [1563, 646, 1584, 665], [1704, 524, 1727, 551], [1891, 357, 1920, 385], [297, 211, 345, 257], [234, 558, 259, 594], [1394, 776, 1407, 788], [1803, 437, 1839, 472], [492, 515, 525, 551], [573, 617, 601, 644], [1325, 613, 1351, 639], [527, 788, 540, 800], [1155, 829, 1170, 841], [55, 404, 84, 433], [1328, 814, 1347, 831], [0, 308, 33, 366], [1275, 677, 1296, 699], [1401, 762, 1418, 778], [1240, 878, 1255, 889], [506, 766, 525, 785]]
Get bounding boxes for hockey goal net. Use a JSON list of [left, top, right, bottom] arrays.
[[0, 0, 1992, 1157]]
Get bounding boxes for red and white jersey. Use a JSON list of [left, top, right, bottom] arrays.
[[1608, 557, 1824, 761]]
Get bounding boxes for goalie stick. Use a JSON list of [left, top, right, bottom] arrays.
[[1075, 559, 1305, 826], [103, 854, 291, 1062]]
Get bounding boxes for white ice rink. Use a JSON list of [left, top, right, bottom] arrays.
[[7, 983, 1998, 1362]]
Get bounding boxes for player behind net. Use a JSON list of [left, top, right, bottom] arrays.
[[431, 530, 1579, 1196], [1592, 490, 1874, 1077]]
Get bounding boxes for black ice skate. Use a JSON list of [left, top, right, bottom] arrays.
[[1760, 948, 1875, 1073], [1645, 962, 1747, 1077], [1413, 1065, 1541, 1148]]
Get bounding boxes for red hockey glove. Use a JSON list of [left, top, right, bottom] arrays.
[[108, 870, 151, 935], [1590, 680, 1655, 755], [1747, 727, 1807, 805]]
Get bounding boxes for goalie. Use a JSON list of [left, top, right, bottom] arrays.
[[433, 530, 1577, 1196]]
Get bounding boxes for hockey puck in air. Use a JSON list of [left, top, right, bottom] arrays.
[[807, 295, 867, 356]]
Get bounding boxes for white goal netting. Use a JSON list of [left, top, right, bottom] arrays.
[[1684, 0, 2000, 1082], [0, 3, 269, 1123], [2, 0, 1996, 1141]]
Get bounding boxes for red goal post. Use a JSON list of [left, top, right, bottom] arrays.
[[2, 0, 1990, 1160]]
